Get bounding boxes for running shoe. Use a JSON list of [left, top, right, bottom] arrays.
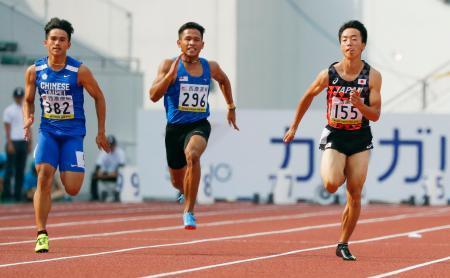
[[336, 243, 356, 261], [35, 233, 49, 253], [183, 212, 196, 230]]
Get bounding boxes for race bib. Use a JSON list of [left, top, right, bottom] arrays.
[[178, 84, 209, 112], [42, 94, 74, 119], [329, 96, 363, 125]]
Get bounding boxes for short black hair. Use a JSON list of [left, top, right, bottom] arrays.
[[45, 17, 74, 41], [178, 22, 205, 38], [13, 87, 24, 98], [338, 20, 367, 44]]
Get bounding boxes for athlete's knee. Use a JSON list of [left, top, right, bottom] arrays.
[[171, 176, 183, 189], [324, 184, 339, 194], [65, 186, 81, 196], [37, 170, 54, 193], [61, 178, 83, 196], [185, 149, 200, 166], [323, 180, 341, 193], [347, 189, 362, 205], [347, 196, 362, 208]]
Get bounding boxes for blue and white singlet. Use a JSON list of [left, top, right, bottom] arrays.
[[164, 57, 211, 124], [35, 56, 86, 136]]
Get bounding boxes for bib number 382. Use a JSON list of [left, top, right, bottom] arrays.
[[42, 94, 74, 119], [178, 84, 208, 112]]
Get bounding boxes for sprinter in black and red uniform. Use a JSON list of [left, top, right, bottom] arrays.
[[284, 20, 382, 260]]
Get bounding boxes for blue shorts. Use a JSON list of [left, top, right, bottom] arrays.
[[34, 131, 85, 172]]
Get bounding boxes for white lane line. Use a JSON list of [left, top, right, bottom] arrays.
[[0, 203, 434, 221], [0, 203, 298, 221], [0, 210, 340, 246], [368, 256, 450, 278], [0, 209, 448, 268], [0, 203, 165, 216], [1, 208, 447, 247], [0, 209, 447, 247], [3, 205, 448, 232], [0, 202, 154, 213], [143, 225, 450, 278], [0, 205, 309, 231], [0, 207, 180, 221], [0, 202, 286, 216]]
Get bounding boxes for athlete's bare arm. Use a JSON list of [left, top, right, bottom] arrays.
[[209, 61, 239, 130], [149, 54, 182, 102], [349, 68, 382, 121], [23, 65, 36, 141], [78, 64, 110, 153], [284, 69, 329, 142]]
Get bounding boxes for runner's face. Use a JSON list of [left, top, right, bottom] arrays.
[[44, 29, 71, 57], [177, 29, 204, 58], [340, 28, 365, 59]]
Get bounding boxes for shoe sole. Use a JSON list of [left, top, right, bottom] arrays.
[[35, 249, 48, 253], [184, 225, 196, 230]]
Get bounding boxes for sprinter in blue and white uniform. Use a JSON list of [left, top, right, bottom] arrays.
[[149, 22, 239, 229], [23, 18, 110, 253]]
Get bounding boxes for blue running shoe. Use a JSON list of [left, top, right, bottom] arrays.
[[177, 193, 185, 204], [183, 212, 196, 230]]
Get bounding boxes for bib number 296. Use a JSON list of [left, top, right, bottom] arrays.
[[178, 84, 209, 112]]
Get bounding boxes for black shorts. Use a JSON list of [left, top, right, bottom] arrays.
[[319, 125, 373, 156], [165, 118, 211, 169]]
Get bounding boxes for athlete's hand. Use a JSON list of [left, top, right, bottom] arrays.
[[350, 90, 363, 108], [166, 54, 182, 83], [283, 127, 297, 143], [96, 132, 111, 153], [23, 114, 34, 142], [227, 109, 239, 130]]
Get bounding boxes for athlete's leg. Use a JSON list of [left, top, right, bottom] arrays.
[[34, 131, 59, 232], [183, 135, 207, 213], [169, 167, 186, 193], [34, 163, 56, 231], [165, 123, 187, 194], [320, 149, 346, 193], [60, 172, 84, 196], [339, 150, 369, 243]]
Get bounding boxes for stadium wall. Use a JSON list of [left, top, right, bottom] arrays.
[[137, 110, 449, 205]]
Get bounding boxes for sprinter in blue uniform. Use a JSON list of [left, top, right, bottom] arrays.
[[23, 18, 110, 253], [149, 22, 239, 229]]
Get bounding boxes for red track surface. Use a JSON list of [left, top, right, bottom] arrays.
[[0, 202, 449, 277]]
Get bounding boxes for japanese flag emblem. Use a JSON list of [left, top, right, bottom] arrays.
[[358, 79, 367, 85]]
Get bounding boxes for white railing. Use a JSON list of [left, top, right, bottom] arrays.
[[1, 0, 134, 69], [383, 61, 450, 113]]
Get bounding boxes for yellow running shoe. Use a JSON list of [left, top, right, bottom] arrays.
[[35, 234, 49, 253]]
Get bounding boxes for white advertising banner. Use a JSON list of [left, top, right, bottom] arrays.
[[137, 110, 449, 204]]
